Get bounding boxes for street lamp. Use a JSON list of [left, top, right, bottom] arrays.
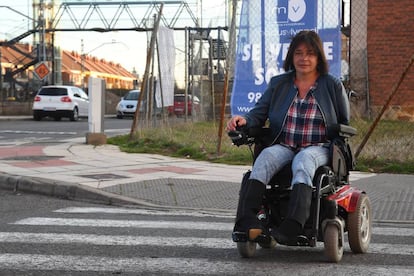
[[80, 39, 129, 89]]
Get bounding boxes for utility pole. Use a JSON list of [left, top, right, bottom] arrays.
[[81, 39, 85, 89], [217, 0, 237, 154], [40, 0, 46, 63], [130, 3, 164, 139]]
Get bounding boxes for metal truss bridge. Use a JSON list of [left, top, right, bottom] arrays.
[[50, 1, 200, 32]]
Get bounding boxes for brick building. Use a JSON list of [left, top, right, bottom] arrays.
[[366, 0, 414, 120], [61, 50, 137, 90], [351, 0, 414, 120]]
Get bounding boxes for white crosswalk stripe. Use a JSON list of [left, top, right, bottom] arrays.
[[1, 206, 413, 274], [12, 217, 233, 231], [54, 206, 235, 218], [0, 231, 412, 256]]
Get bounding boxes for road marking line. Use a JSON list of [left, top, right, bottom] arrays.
[[0, 232, 412, 256], [12, 217, 233, 231], [12, 217, 414, 237], [0, 130, 77, 135], [54, 206, 234, 218]]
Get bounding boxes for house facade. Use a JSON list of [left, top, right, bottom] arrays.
[[61, 50, 137, 90], [0, 42, 137, 101]]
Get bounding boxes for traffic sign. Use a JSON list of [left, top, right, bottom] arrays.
[[34, 62, 50, 80]]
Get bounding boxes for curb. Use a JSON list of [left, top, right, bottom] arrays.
[[0, 173, 151, 207], [0, 116, 32, 121], [0, 173, 235, 215]]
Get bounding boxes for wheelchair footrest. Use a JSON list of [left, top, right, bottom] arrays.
[[232, 231, 248, 242], [232, 231, 274, 244], [274, 234, 311, 246]]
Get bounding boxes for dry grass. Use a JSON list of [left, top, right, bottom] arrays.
[[350, 119, 414, 173], [108, 119, 414, 174]]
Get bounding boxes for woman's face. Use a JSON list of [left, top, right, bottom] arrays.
[[293, 43, 318, 76]]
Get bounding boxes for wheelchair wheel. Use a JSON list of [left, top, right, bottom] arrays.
[[348, 193, 372, 253], [237, 241, 257, 258], [324, 224, 344, 263]]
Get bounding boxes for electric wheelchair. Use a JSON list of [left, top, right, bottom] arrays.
[[229, 124, 372, 263]]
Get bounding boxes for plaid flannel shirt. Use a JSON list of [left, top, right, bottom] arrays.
[[279, 87, 327, 150]]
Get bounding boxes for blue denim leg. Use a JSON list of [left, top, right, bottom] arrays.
[[291, 146, 329, 187], [250, 144, 295, 185]]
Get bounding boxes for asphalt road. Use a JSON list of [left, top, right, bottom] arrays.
[[0, 116, 133, 144], [0, 115, 190, 145], [0, 190, 413, 275]]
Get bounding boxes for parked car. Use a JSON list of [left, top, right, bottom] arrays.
[[32, 85, 89, 121], [116, 90, 144, 119], [168, 94, 200, 116]]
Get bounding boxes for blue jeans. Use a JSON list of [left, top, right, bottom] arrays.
[[249, 144, 329, 187]]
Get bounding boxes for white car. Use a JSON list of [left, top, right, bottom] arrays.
[[116, 90, 142, 119], [32, 85, 89, 121]]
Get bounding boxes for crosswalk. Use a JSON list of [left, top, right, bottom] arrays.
[[0, 206, 413, 275]]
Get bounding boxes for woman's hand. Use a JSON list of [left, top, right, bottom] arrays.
[[226, 115, 247, 131]]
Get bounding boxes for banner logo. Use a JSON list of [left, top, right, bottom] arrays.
[[275, 0, 307, 23]]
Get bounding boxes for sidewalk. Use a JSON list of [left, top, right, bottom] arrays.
[[0, 137, 413, 222], [0, 138, 249, 213]]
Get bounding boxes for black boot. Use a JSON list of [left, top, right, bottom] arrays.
[[233, 179, 266, 240], [273, 183, 313, 245]]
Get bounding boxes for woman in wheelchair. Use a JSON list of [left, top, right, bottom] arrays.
[[226, 30, 350, 245]]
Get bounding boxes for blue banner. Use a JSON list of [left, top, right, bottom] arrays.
[[231, 0, 342, 116]]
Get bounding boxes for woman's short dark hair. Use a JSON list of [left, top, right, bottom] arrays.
[[283, 30, 329, 74]]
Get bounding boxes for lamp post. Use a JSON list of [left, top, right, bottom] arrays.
[[80, 39, 128, 90]]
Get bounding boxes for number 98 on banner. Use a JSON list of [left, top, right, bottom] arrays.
[[247, 92, 262, 103]]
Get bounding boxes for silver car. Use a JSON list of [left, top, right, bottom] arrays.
[[32, 85, 89, 121], [116, 90, 143, 119]]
